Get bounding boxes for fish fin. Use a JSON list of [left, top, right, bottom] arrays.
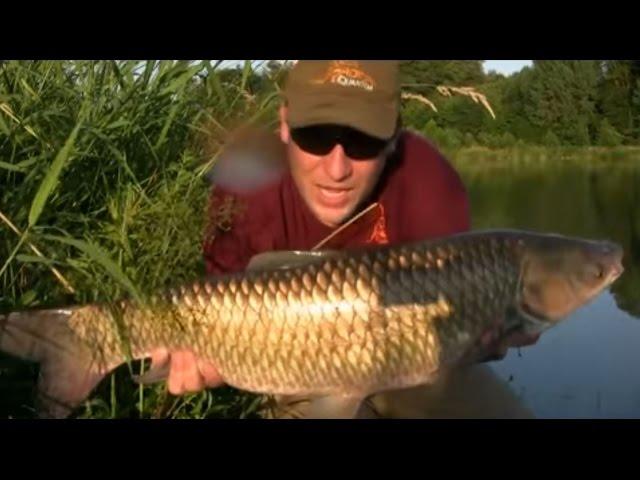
[[0, 309, 108, 418], [132, 351, 170, 385], [246, 250, 343, 272], [270, 394, 365, 419], [364, 366, 535, 419]]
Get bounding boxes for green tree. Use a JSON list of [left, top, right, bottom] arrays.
[[475, 77, 508, 136], [543, 130, 561, 147], [524, 61, 600, 145], [400, 61, 486, 90], [632, 79, 640, 141], [422, 119, 445, 146], [442, 128, 463, 149], [500, 132, 517, 148], [400, 61, 498, 142], [597, 118, 623, 146], [396, 60, 640, 148], [500, 66, 542, 143], [401, 101, 434, 131], [463, 132, 477, 146], [438, 96, 487, 136], [598, 61, 640, 142]]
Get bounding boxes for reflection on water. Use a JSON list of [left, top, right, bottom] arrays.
[[458, 158, 640, 418]]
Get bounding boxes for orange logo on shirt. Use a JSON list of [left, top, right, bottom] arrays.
[[367, 204, 389, 245]]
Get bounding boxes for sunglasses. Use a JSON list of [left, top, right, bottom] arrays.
[[290, 124, 392, 160]]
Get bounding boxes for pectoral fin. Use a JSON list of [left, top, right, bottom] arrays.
[[132, 351, 171, 385], [269, 394, 365, 419], [133, 368, 169, 385]]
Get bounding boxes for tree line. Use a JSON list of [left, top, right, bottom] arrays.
[[248, 60, 640, 149]]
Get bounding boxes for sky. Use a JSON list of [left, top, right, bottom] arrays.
[[483, 60, 532, 75]]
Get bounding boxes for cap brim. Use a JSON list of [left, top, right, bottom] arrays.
[[287, 94, 398, 140]]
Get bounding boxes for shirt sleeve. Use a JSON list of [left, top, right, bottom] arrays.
[[201, 187, 256, 275], [434, 151, 472, 234], [395, 132, 472, 241], [201, 184, 279, 275]]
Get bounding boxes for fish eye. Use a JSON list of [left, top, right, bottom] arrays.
[[590, 264, 605, 279], [583, 264, 604, 281]]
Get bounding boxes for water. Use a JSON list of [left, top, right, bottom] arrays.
[[457, 158, 640, 418]]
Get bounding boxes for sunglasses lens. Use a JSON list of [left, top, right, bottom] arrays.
[[291, 125, 389, 159], [290, 126, 338, 156], [343, 129, 388, 159]]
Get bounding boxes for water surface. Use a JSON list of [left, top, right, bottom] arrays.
[[458, 158, 640, 418]]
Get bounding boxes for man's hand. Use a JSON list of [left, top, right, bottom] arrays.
[[167, 350, 224, 395], [146, 348, 224, 395]]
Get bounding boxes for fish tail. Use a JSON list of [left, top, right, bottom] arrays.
[[0, 308, 109, 418]]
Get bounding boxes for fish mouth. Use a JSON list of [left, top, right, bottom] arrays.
[[599, 241, 625, 285], [608, 262, 624, 283]]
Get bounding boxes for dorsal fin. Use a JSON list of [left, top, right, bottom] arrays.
[[246, 250, 343, 272]]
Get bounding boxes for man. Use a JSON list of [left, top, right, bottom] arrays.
[[149, 60, 538, 417]]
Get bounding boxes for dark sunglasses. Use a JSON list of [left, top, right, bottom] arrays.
[[290, 124, 392, 160]]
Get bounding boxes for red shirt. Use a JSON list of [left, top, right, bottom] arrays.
[[202, 130, 470, 275]]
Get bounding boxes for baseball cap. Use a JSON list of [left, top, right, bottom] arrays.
[[283, 60, 401, 140]]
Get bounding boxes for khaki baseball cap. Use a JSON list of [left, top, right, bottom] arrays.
[[283, 60, 401, 140]]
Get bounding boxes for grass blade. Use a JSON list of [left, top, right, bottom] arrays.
[[0, 102, 40, 140], [0, 160, 25, 172], [160, 64, 202, 97], [240, 60, 252, 92], [42, 233, 142, 303], [0, 157, 38, 173], [205, 63, 227, 109], [28, 117, 83, 227], [141, 60, 157, 87], [0, 110, 9, 135], [0, 208, 75, 293], [15, 253, 56, 264], [0, 234, 28, 279]]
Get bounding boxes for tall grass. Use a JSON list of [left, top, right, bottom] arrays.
[[0, 60, 282, 418]]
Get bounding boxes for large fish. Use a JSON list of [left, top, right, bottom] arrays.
[[0, 230, 624, 418]]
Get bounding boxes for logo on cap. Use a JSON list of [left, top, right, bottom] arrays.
[[312, 61, 376, 92]]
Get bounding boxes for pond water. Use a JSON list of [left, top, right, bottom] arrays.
[[458, 158, 640, 418]]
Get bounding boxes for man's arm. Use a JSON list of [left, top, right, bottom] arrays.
[[422, 148, 472, 237], [395, 132, 472, 241]]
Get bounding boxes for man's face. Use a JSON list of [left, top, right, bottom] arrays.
[[280, 107, 389, 228]]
